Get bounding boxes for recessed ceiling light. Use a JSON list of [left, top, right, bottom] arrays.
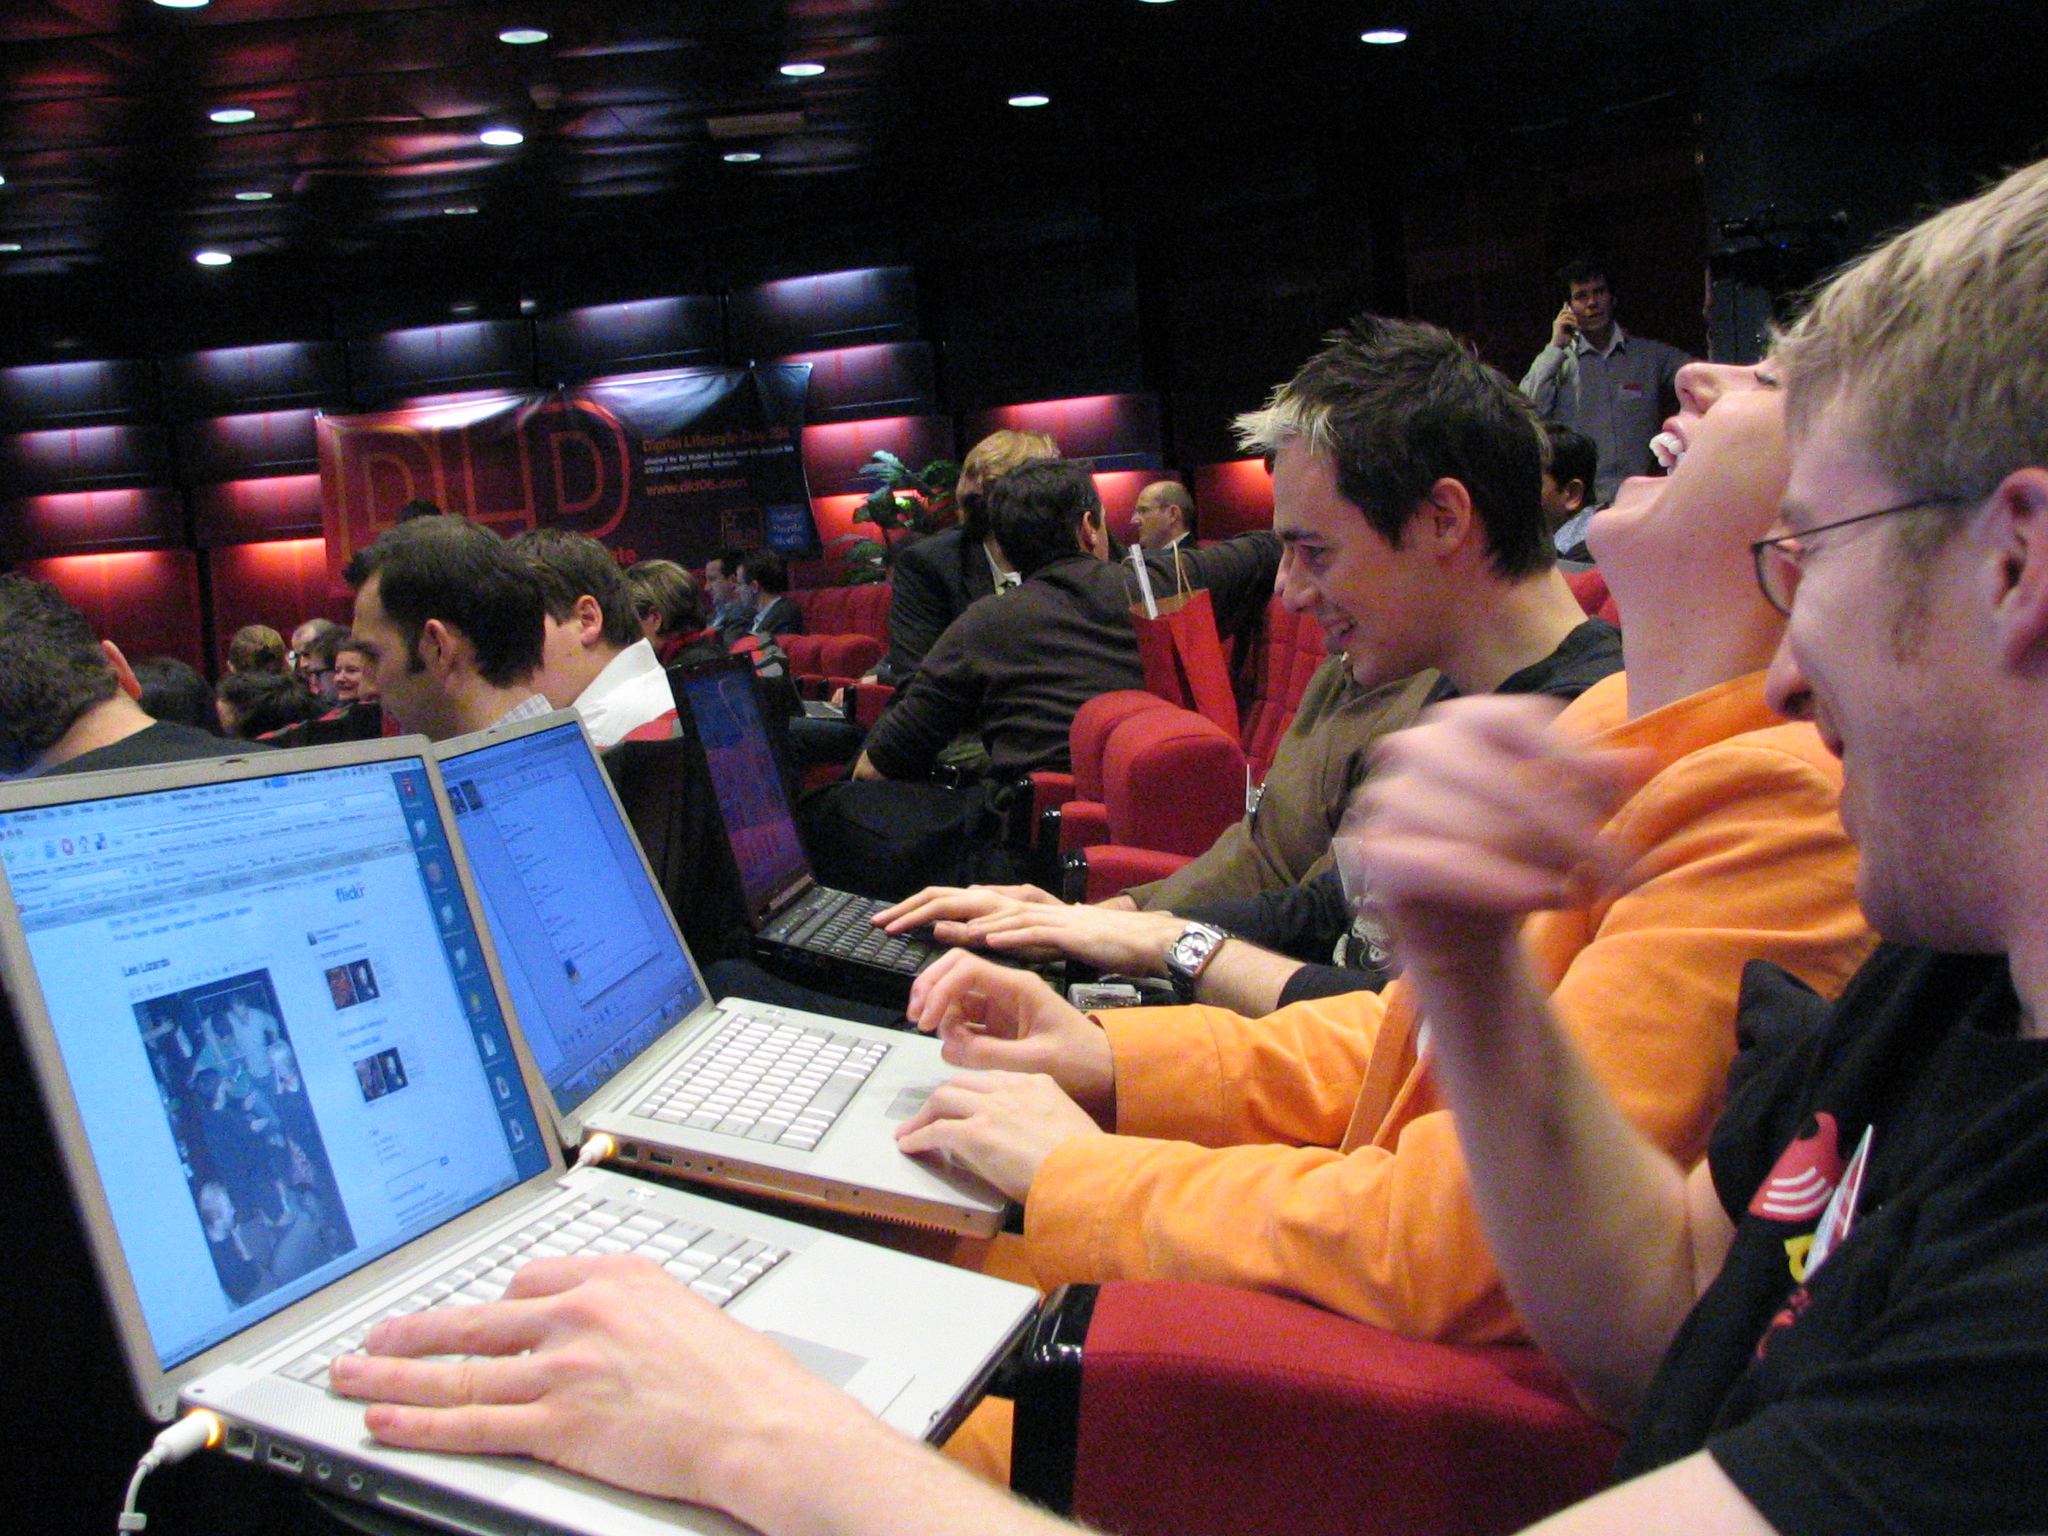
[[233, 190, 273, 202], [1138, 1, 1177, 5], [480, 128, 525, 147], [779, 62, 826, 78], [498, 27, 549, 45], [154, 0, 210, 8], [1008, 93, 1051, 108], [0, 175, 8, 187], [1361, 28, 1409, 44], [450, 300, 479, 316], [722, 151, 762, 164], [444, 204, 480, 216], [209, 107, 256, 124], [0, 243, 21, 253], [194, 250, 233, 266]]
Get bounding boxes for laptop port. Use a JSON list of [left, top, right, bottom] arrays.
[[649, 1151, 675, 1167], [618, 1141, 639, 1159], [267, 1443, 305, 1474], [223, 1426, 256, 1460]]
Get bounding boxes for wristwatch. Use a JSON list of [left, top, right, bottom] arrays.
[[1163, 921, 1230, 1003]]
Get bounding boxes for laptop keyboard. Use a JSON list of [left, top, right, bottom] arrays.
[[630, 1011, 890, 1151], [777, 887, 937, 973], [278, 1194, 788, 1391]]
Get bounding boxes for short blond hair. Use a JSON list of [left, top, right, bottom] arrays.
[[957, 429, 1059, 539], [1777, 158, 2048, 513]]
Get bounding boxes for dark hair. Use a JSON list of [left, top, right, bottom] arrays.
[[1541, 422, 1599, 498], [396, 498, 444, 522], [986, 460, 1102, 578], [344, 517, 545, 688], [709, 546, 748, 577], [226, 625, 288, 675], [1558, 259, 1609, 292], [1235, 314, 1553, 579], [294, 619, 344, 670], [738, 549, 789, 595], [217, 671, 319, 740], [624, 559, 704, 634], [133, 657, 221, 734], [0, 575, 120, 772], [510, 528, 641, 650]]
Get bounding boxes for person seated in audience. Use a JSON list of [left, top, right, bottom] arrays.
[[624, 559, 724, 667], [331, 636, 377, 703], [873, 429, 1061, 687], [1130, 478, 1197, 552], [332, 161, 2048, 1531], [1543, 420, 1601, 558], [132, 656, 222, 735], [290, 617, 344, 700], [701, 546, 752, 637], [512, 528, 680, 748], [717, 550, 805, 649], [0, 576, 256, 774], [344, 517, 550, 742], [853, 460, 1279, 783], [223, 624, 288, 677], [879, 318, 1619, 1010], [215, 670, 319, 740]]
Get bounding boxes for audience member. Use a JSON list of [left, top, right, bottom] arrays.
[[854, 460, 1277, 784], [132, 656, 222, 735], [0, 576, 255, 774], [624, 559, 723, 666], [873, 429, 1060, 686], [1130, 479, 1196, 552], [882, 317, 1618, 1010], [290, 617, 344, 699], [224, 624, 288, 677], [718, 550, 804, 649], [511, 528, 680, 747], [1542, 420, 1601, 556], [395, 497, 443, 521], [701, 547, 752, 637], [343, 517, 549, 742], [1521, 260, 1690, 504], [216, 671, 319, 740], [331, 637, 377, 703]]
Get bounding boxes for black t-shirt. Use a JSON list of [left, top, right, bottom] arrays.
[[1620, 943, 2048, 1535], [43, 720, 262, 775], [1185, 617, 1624, 1002]]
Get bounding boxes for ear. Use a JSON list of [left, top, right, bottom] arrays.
[[1417, 477, 1480, 559], [101, 640, 143, 701], [416, 617, 457, 674], [1563, 478, 1588, 514], [1988, 468, 2048, 675], [571, 593, 605, 644]]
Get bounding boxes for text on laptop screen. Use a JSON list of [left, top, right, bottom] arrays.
[[0, 758, 548, 1370], [679, 666, 810, 917], [444, 720, 705, 1115]]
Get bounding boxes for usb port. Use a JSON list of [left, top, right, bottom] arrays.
[[649, 1151, 674, 1167], [224, 1427, 256, 1461], [267, 1443, 305, 1474]]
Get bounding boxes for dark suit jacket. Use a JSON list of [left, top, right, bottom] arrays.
[[721, 593, 805, 649], [875, 528, 997, 686]]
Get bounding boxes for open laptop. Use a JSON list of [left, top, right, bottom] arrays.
[[0, 738, 1036, 1536], [435, 709, 1009, 1238], [672, 657, 942, 995]]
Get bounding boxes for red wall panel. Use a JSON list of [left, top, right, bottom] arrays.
[[1194, 459, 1274, 540], [801, 415, 955, 497], [208, 538, 340, 664], [2, 486, 184, 560], [191, 475, 325, 548], [21, 551, 204, 671], [963, 394, 1161, 471]]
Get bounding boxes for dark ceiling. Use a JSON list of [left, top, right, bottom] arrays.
[[1, 1, 2042, 362]]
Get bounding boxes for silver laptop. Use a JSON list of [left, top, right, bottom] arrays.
[[0, 738, 1036, 1536], [436, 710, 1009, 1239]]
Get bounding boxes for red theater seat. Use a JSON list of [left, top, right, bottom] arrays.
[[788, 583, 893, 693], [1010, 1282, 1622, 1536], [1565, 569, 1620, 627], [1241, 596, 1331, 782]]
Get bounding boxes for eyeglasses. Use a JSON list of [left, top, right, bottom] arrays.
[[1749, 494, 1971, 616]]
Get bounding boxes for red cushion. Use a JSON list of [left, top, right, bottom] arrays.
[[1030, 771, 1078, 823], [847, 582, 892, 641], [1078, 845, 1190, 901], [1069, 691, 1174, 801], [1055, 801, 1112, 854], [779, 633, 831, 675], [1565, 569, 1610, 617], [1241, 597, 1331, 781], [1070, 1281, 1621, 1536], [1100, 706, 1247, 857]]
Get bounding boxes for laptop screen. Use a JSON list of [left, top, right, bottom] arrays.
[[441, 719, 706, 1116], [0, 756, 549, 1372], [675, 663, 810, 919]]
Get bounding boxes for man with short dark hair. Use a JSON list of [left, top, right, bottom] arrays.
[[0, 575, 252, 774], [1521, 260, 1689, 504], [512, 528, 679, 747], [290, 617, 343, 700], [720, 550, 804, 649], [702, 547, 751, 638], [1542, 420, 1600, 552], [1130, 479, 1195, 552], [344, 517, 550, 742]]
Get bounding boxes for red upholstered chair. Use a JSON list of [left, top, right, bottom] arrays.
[[787, 583, 894, 693], [1096, 706, 1246, 858], [1030, 691, 1180, 884], [1008, 1282, 1622, 1536], [1241, 595, 1335, 783], [1564, 569, 1620, 627]]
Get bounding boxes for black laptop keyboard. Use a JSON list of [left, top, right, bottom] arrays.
[[774, 887, 938, 973], [278, 1194, 788, 1391]]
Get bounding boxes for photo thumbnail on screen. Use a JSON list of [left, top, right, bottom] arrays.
[[133, 970, 357, 1310]]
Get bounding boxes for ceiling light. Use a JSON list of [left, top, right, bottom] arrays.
[[444, 204, 480, 215], [498, 27, 549, 45], [1008, 93, 1051, 108], [450, 301, 479, 316], [233, 190, 273, 202], [779, 62, 826, 78], [194, 250, 232, 266], [0, 175, 7, 187], [153, 0, 210, 8], [0, 243, 21, 253], [1361, 28, 1409, 44], [1139, 1, 1177, 5], [722, 151, 762, 163], [209, 107, 256, 124], [480, 128, 525, 147]]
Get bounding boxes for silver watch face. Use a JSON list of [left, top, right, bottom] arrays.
[[1170, 925, 1219, 975]]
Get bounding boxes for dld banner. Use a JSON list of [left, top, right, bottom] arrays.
[[316, 364, 816, 585]]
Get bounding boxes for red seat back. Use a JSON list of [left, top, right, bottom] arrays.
[[1069, 691, 1175, 802], [1241, 597, 1331, 781], [1100, 706, 1247, 858]]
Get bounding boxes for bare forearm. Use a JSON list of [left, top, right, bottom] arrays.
[[1402, 929, 1705, 1423], [1194, 938, 1305, 1016]]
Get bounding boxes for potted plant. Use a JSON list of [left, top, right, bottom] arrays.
[[830, 450, 961, 584]]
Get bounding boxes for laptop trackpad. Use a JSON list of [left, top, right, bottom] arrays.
[[763, 1331, 913, 1417]]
